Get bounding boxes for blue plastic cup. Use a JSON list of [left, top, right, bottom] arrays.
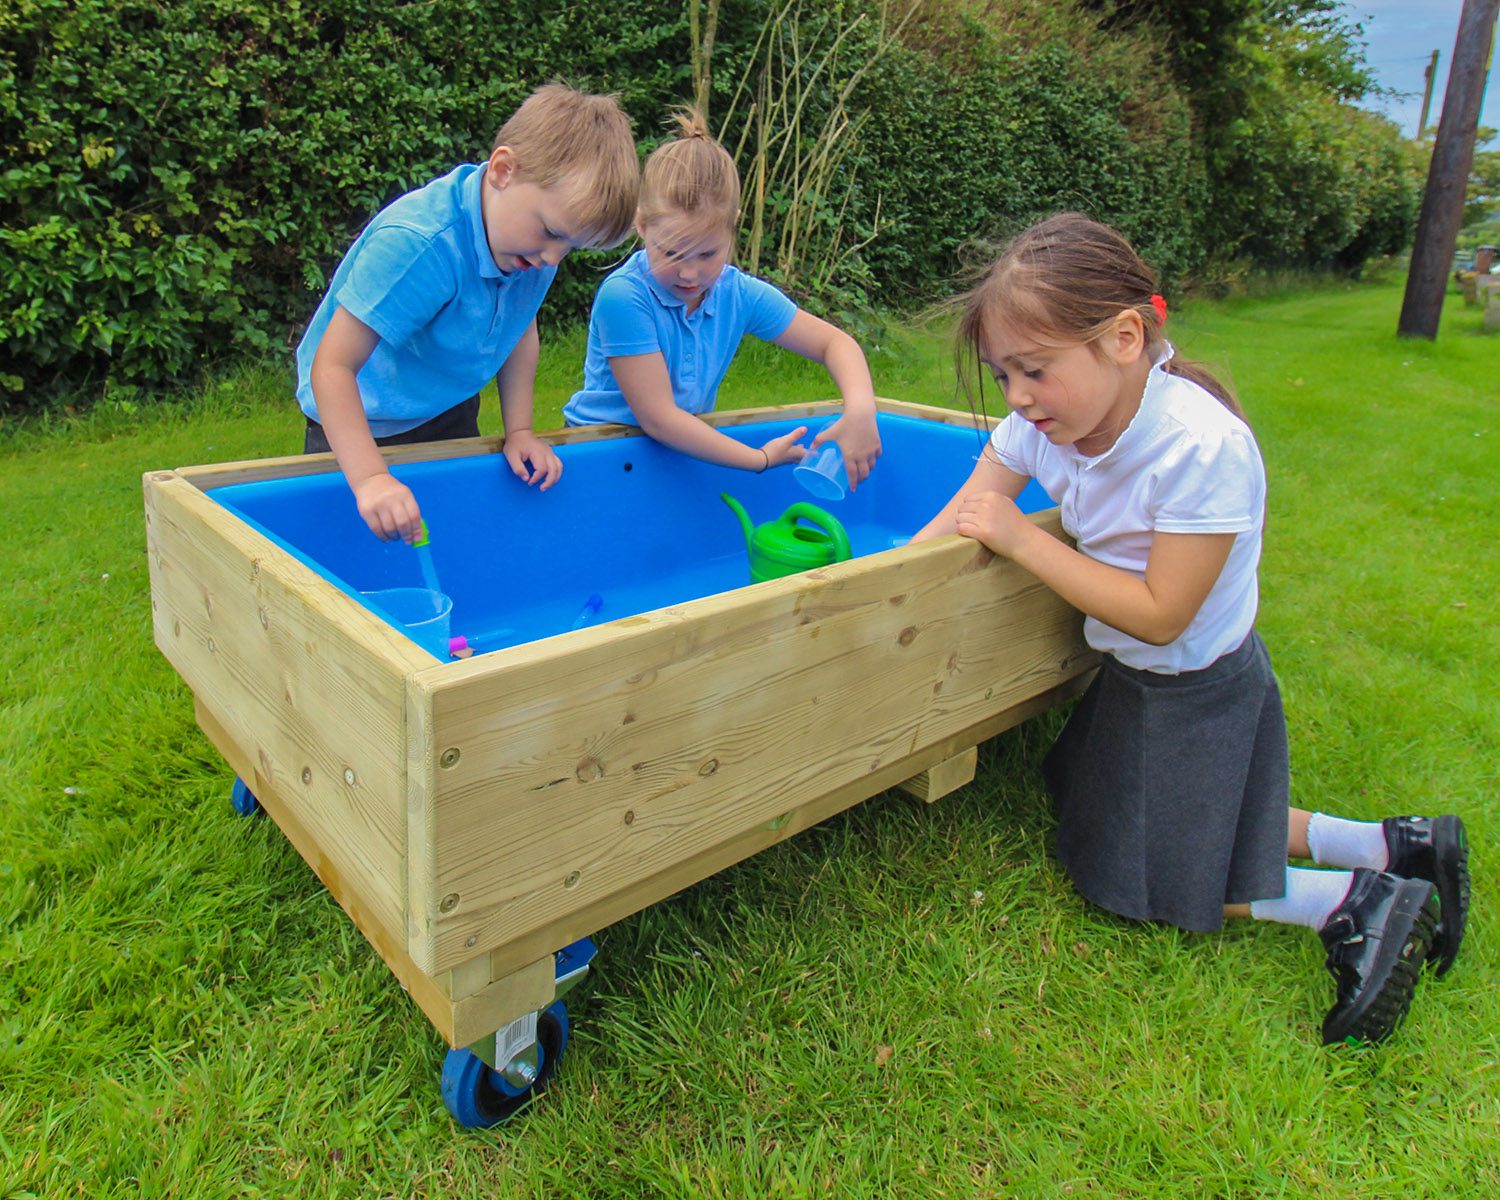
[[793, 441, 847, 501], [361, 587, 453, 660]]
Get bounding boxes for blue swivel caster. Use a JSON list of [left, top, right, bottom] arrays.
[[440, 937, 597, 1128], [441, 1000, 570, 1127], [230, 777, 261, 817]]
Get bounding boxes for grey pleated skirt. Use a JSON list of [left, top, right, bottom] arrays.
[[1043, 630, 1290, 932]]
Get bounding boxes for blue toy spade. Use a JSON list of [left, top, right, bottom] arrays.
[[721, 493, 852, 584]]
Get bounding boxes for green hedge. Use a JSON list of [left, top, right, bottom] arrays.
[[0, 0, 687, 403], [1, 0, 1418, 409]]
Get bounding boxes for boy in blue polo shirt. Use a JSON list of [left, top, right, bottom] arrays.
[[298, 84, 638, 543], [563, 111, 881, 484]]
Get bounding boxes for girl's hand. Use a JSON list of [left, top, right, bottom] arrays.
[[954, 490, 1032, 557], [354, 473, 423, 543], [759, 425, 810, 470], [814, 410, 881, 489], [503, 430, 563, 490]]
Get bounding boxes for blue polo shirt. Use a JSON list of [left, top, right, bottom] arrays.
[[296, 163, 556, 436], [563, 250, 798, 426]]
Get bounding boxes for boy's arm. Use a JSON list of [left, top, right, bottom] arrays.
[[609, 352, 807, 470], [496, 319, 562, 489], [770, 310, 881, 489], [309, 306, 423, 543]]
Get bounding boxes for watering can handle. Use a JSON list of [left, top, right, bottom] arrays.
[[782, 503, 852, 563]]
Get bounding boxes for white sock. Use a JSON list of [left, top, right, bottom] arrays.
[[1250, 867, 1356, 931], [1306, 812, 1389, 870]]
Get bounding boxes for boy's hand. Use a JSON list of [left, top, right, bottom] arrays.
[[760, 426, 810, 469], [954, 490, 1031, 557], [503, 430, 563, 490], [813, 409, 881, 490], [354, 473, 423, 543]]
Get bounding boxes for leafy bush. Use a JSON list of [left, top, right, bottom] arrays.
[[0, 0, 687, 405], [1, 0, 1419, 410]]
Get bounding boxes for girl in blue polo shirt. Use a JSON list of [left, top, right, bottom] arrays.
[[563, 112, 882, 485]]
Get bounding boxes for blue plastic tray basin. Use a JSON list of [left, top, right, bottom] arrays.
[[209, 414, 1054, 657]]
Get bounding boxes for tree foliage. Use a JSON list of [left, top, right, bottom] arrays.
[[1, 0, 1419, 409]]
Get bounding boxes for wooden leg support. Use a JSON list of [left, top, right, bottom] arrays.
[[443, 952, 557, 1051], [897, 745, 978, 803]]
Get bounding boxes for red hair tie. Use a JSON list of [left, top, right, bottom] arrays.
[[1150, 293, 1168, 325]]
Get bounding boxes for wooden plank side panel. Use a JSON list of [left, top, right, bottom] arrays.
[[192, 698, 463, 1044], [409, 517, 1093, 974], [144, 472, 419, 951], [462, 675, 1087, 983]]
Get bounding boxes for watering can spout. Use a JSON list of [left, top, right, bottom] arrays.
[[720, 492, 755, 553]]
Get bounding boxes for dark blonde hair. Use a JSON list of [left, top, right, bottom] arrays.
[[637, 109, 740, 233], [957, 213, 1240, 418], [491, 83, 639, 249]]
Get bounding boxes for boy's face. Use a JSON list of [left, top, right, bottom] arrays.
[[481, 147, 590, 274], [638, 212, 734, 311]]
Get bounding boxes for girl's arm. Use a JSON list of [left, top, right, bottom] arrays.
[[309, 306, 423, 543], [609, 351, 808, 469], [496, 319, 562, 489], [910, 446, 1029, 542], [957, 489, 1235, 646], [770, 310, 881, 488]]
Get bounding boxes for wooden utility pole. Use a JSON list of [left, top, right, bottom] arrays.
[[1398, 0, 1500, 339], [1417, 50, 1440, 139]]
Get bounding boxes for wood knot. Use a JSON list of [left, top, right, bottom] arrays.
[[698, 758, 719, 777], [576, 757, 605, 783], [897, 626, 918, 647]]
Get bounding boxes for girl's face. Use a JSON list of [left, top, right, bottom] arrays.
[[977, 312, 1148, 457], [638, 212, 734, 311]]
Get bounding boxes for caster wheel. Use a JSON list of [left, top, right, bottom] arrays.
[[441, 1000, 570, 1127], [230, 777, 261, 817]]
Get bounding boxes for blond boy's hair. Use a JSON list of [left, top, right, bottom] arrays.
[[492, 83, 639, 248], [637, 109, 740, 232]]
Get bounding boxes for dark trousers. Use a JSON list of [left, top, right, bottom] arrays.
[[303, 395, 482, 454]]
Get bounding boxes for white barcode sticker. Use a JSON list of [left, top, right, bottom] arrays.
[[496, 1011, 539, 1066]]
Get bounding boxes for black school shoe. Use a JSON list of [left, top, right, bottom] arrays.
[[1384, 815, 1470, 978], [1318, 869, 1440, 1046]]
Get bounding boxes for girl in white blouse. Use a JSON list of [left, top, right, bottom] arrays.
[[915, 213, 1468, 1045]]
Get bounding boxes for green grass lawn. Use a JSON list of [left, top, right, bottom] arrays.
[[1, 278, 1495, 1198]]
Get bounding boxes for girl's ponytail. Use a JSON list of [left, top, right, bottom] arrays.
[[638, 108, 740, 231]]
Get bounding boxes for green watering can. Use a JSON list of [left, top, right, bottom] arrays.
[[721, 492, 852, 584]]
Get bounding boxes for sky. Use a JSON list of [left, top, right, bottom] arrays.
[[1348, 0, 1498, 138]]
